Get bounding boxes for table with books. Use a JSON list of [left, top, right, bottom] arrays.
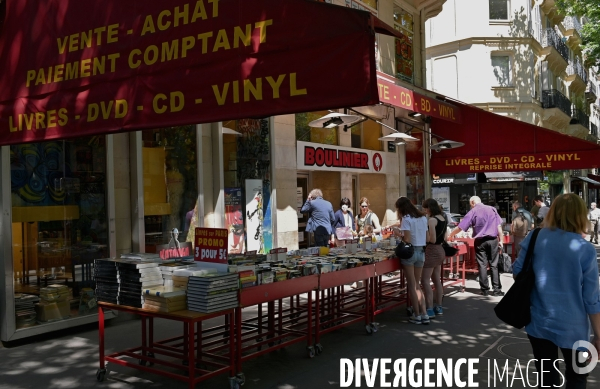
[[94, 257, 241, 389]]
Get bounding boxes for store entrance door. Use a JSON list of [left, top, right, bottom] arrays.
[[297, 174, 309, 248]]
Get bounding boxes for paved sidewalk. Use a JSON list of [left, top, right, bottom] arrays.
[[0, 271, 598, 388]]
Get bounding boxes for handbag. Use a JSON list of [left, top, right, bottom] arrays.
[[494, 228, 541, 329], [434, 217, 458, 257], [442, 241, 458, 257], [395, 241, 414, 260]]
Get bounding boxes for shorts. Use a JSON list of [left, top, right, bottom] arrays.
[[400, 246, 425, 267]]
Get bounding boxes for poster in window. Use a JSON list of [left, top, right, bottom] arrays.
[[225, 188, 245, 254]]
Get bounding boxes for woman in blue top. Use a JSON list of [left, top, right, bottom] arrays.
[[513, 193, 600, 388], [396, 197, 429, 325]]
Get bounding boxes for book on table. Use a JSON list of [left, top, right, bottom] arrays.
[[144, 286, 186, 298]]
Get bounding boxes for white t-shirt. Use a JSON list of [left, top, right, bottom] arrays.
[[343, 213, 352, 227], [400, 215, 428, 247]]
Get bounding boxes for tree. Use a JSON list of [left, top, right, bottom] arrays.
[[556, 0, 600, 66]]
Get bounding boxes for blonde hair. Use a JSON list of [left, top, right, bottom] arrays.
[[359, 197, 370, 207], [544, 193, 588, 234]]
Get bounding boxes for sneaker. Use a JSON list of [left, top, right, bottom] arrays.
[[407, 306, 414, 317], [421, 314, 430, 325], [426, 308, 435, 318], [433, 306, 444, 316], [493, 290, 505, 297], [408, 315, 422, 324]]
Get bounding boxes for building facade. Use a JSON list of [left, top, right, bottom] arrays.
[[425, 0, 597, 208], [1, 0, 446, 341]]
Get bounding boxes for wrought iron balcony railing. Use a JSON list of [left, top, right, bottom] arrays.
[[562, 16, 582, 35], [541, 28, 569, 62], [591, 122, 598, 138], [542, 89, 572, 117], [567, 58, 587, 83], [571, 107, 590, 129]]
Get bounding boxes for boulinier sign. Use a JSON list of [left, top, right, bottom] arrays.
[[297, 141, 387, 174], [0, 0, 380, 145]]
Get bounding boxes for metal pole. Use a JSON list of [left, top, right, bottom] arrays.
[[423, 121, 432, 200]]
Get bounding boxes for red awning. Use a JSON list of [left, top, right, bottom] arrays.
[[376, 72, 462, 124], [0, 0, 380, 146], [430, 101, 600, 174]]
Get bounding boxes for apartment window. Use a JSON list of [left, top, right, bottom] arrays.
[[489, 0, 509, 20], [394, 6, 414, 84], [491, 55, 511, 86]]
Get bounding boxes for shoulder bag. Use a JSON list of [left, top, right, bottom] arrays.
[[494, 228, 541, 329], [435, 217, 458, 257]]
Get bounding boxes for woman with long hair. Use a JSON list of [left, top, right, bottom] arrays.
[[421, 198, 446, 319], [513, 193, 600, 387], [356, 197, 381, 238], [395, 196, 429, 324]]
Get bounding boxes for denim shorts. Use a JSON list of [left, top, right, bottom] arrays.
[[400, 246, 425, 267]]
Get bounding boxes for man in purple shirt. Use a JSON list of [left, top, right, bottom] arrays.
[[448, 196, 504, 296]]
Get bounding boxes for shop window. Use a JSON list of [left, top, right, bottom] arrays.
[[295, 111, 338, 145], [362, 120, 383, 151], [351, 125, 362, 148], [394, 6, 414, 84], [489, 0, 509, 20], [491, 54, 512, 86], [11, 137, 108, 329], [141, 126, 198, 252]]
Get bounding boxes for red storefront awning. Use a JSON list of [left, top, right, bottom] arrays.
[[0, 0, 387, 146], [429, 101, 600, 174], [376, 72, 462, 124]]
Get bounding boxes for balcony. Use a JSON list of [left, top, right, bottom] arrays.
[[542, 89, 572, 129], [542, 28, 569, 62], [562, 16, 583, 45], [565, 58, 588, 93], [563, 16, 583, 35], [571, 108, 589, 129], [586, 81, 597, 103], [542, 89, 572, 116]]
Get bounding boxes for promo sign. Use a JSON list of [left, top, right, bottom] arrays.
[[297, 141, 387, 174], [194, 227, 228, 263], [0, 0, 378, 145]]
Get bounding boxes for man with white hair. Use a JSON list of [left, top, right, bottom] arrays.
[[588, 202, 600, 244], [447, 196, 504, 297]]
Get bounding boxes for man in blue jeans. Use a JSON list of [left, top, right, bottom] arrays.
[[447, 196, 504, 296], [301, 188, 335, 247]]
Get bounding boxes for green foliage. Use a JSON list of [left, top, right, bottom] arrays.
[[556, 0, 600, 66]]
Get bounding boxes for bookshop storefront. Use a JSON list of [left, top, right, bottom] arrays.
[[0, 0, 389, 341]]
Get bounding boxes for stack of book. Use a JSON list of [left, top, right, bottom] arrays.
[[272, 267, 288, 282], [143, 286, 187, 312], [116, 260, 162, 308], [187, 273, 239, 313], [94, 259, 119, 304], [159, 263, 195, 286], [120, 252, 162, 262], [36, 284, 71, 322], [237, 265, 257, 289], [172, 268, 217, 289], [15, 294, 39, 326]]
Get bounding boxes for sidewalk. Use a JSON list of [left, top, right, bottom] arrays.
[[0, 271, 598, 388]]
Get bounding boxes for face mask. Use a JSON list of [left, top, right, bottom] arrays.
[[341, 205, 348, 212]]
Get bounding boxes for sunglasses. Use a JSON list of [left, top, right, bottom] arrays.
[[361, 205, 368, 208]]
